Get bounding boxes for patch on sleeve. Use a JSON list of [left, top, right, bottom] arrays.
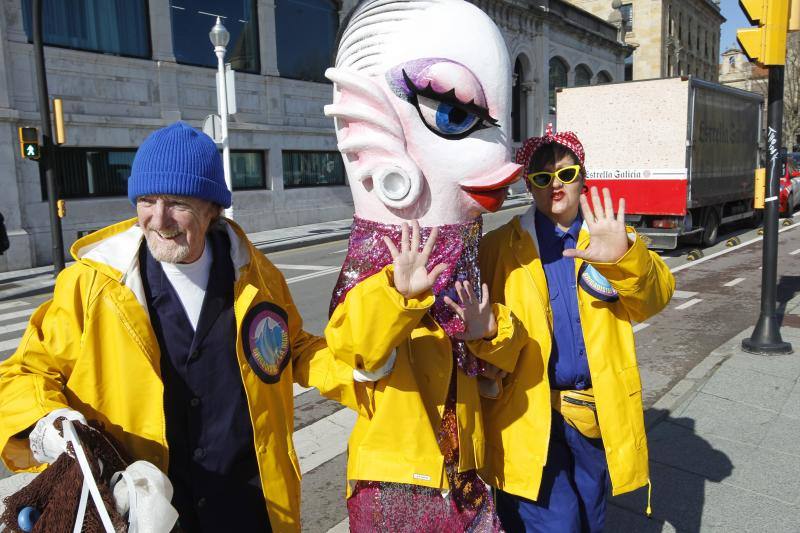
[[578, 263, 619, 302], [242, 301, 291, 383]]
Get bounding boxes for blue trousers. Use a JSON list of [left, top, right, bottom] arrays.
[[495, 411, 609, 533]]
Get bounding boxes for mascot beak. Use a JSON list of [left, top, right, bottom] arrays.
[[459, 163, 523, 212]]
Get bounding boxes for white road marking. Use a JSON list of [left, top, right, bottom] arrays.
[[293, 383, 311, 397], [286, 266, 342, 285], [274, 264, 337, 271], [675, 298, 702, 310], [672, 290, 698, 299], [0, 300, 28, 311], [791, 248, 800, 255], [0, 309, 34, 323], [724, 277, 745, 287], [632, 323, 650, 332], [327, 248, 349, 255], [670, 222, 800, 274], [0, 321, 28, 335], [294, 408, 356, 474], [328, 518, 350, 532], [0, 337, 20, 352]]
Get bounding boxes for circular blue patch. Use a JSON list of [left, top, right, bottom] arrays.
[[578, 263, 619, 302], [242, 302, 291, 384]]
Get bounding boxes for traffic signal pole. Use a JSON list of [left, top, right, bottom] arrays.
[[32, 0, 65, 274], [742, 65, 793, 355]]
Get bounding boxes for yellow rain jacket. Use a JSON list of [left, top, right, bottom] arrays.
[[0, 218, 433, 532], [478, 209, 674, 501], [328, 275, 528, 496]]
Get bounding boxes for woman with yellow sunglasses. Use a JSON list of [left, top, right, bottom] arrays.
[[475, 126, 675, 532]]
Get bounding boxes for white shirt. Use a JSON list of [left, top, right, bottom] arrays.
[[161, 238, 212, 330]]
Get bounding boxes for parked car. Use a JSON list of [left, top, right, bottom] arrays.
[[780, 157, 800, 217]]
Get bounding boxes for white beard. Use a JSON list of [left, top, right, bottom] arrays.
[[144, 231, 190, 264]]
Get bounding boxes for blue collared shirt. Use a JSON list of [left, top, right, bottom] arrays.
[[534, 210, 591, 390]]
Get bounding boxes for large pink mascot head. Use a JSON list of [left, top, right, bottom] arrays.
[[328, 0, 519, 375], [325, 0, 520, 224]]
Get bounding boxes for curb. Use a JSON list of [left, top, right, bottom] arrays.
[[0, 197, 533, 300], [644, 289, 800, 430], [253, 196, 532, 254]]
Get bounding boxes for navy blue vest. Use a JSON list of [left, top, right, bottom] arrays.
[[141, 228, 271, 532]]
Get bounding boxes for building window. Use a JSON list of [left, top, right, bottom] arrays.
[[170, 1, 260, 73], [512, 58, 524, 143], [575, 65, 592, 87], [549, 57, 568, 111], [619, 3, 633, 31], [231, 151, 266, 190], [275, 0, 338, 83], [282, 151, 345, 188], [668, 5, 674, 36], [625, 51, 634, 81], [597, 71, 613, 84], [21, 0, 150, 58], [728, 56, 736, 69], [42, 148, 135, 199]]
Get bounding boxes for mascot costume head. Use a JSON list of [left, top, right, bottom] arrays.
[[327, 0, 520, 375]]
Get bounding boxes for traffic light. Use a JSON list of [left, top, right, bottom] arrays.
[[18, 127, 40, 160], [737, 0, 791, 65]]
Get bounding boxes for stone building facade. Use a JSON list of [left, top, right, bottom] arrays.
[[719, 47, 767, 95], [566, 0, 724, 82], [0, 0, 625, 270]]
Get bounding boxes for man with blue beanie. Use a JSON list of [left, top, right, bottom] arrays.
[[0, 122, 450, 531]]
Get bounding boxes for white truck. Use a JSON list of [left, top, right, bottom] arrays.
[[556, 76, 763, 249]]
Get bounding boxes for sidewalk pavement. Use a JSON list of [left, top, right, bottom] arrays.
[[605, 295, 800, 532], [0, 195, 532, 301]]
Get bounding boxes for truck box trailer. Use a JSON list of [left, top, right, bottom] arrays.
[[556, 76, 763, 249]]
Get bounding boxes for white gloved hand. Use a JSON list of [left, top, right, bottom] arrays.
[[29, 408, 87, 464]]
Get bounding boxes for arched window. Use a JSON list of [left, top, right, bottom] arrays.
[[512, 58, 524, 143], [575, 64, 592, 87], [275, 0, 339, 82], [549, 57, 568, 111], [597, 71, 613, 84], [624, 51, 634, 81]]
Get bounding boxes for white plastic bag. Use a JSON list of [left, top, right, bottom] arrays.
[[111, 461, 178, 533]]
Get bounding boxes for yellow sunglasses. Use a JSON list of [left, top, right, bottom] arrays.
[[526, 165, 582, 188]]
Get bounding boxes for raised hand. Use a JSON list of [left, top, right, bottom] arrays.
[[563, 186, 630, 264], [443, 280, 498, 341], [383, 220, 448, 299]]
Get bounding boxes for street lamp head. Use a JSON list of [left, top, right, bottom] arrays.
[[209, 17, 230, 48]]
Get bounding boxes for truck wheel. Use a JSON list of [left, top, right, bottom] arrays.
[[702, 209, 720, 247]]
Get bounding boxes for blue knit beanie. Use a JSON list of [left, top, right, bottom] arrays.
[[128, 122, 231, 208]]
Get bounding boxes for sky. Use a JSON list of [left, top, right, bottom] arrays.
[[719, 0, 750, 56]]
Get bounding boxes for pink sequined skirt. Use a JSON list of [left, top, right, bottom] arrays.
[[346, 479, 503, 533]]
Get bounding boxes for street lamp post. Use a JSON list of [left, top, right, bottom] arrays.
[[209, 17, 233, 219]]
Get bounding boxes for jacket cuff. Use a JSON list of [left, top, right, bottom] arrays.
[[381, 265, 436, 310], [465, 304, 523, 373], [588, 230, 650, 291]]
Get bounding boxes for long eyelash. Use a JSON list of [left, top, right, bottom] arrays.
[[402, 69, 499, 127]]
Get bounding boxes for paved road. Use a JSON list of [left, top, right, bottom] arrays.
[[1, 207, 799, 531]]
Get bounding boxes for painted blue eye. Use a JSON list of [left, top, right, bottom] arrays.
[[417, 95, 481, 138]]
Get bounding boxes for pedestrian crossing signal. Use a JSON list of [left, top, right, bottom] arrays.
[[18, 127, 40, 160]]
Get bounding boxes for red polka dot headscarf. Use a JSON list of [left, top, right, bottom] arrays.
[[515, 123, 586, 174]]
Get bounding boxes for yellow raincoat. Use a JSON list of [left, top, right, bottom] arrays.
[[478, 209, 675, 501], [329, 276, 528, 496], [0, 217, 433, 532]]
